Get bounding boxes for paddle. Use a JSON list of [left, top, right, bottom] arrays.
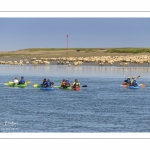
[[4, 83, 9, 86], [135, 76, 146, 87], [54, 86, 60, 88], [82, 85, 87, 87], [138, 83, 146, 88], [33, 84, 41, 88]]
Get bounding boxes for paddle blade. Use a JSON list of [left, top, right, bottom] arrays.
[[33, 84, 38, 87], [9, 81, 14, 84], [25, 81, 31, 84], [82, 85, 87, 87], [54, 86, 60, 88], [141, 84, 146, 88], [4, 83, 9, 86], [137, 75, 140, 79]]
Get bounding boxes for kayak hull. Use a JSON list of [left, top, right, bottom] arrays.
[[72, 87, 80, 91], [128, 86, 139, 89], [9, 83, 27, 87], [40, 87, 54, 90], [120, 84, 141, 87], [120, 85, 139, 89], [59, 86, 72, 90]]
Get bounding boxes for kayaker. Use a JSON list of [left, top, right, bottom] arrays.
[[42, 78, 47, 87], [61, 79, 66, 88], [124, 77, 130, 85], [65, 79, 71, 87], [130, 77, 134, 86], [132, 78, 138, 86], [13, 78, 19, 84], [72, 79, 80, 88], [45, 79, 54, 88], [18, 76, 25, 84]]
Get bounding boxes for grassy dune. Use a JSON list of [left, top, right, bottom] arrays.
[[1, 48, 150, 59], [24, 48, 150, 53], [26, 48, 105, 52]]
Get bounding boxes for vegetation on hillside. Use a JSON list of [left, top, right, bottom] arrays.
[[22, 48, 106, 52], [107, 48, 150, 53]]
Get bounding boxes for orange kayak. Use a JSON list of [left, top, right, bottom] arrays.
[[72, 87, 80, 91]]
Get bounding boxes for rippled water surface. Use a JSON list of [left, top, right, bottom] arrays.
[[0, 65, 150, 132]]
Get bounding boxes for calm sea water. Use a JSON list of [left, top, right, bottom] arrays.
[[0, 65, 150, 132]]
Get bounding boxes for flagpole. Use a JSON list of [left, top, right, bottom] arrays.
[[66, 34, 68, 55]]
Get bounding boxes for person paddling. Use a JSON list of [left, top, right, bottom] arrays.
[[72, 79, 80, 88], [65, 79, 71, 87], [131, 78, 138, 86], [13, 78, 19, 84], [41, 78, 47, 87], [61, 79, 66, 88], [130, 77, 134, 86], [18, 76, 25, 84], [124, 77, 130, 85], [61, 79, 70, 88], [45, 79, 54, 88]]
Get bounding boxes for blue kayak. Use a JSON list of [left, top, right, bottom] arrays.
[[128, 86, 139, 89], [120, 84, 141, 87], [40, 87, 54, 90]]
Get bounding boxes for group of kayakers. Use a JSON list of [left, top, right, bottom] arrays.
[[40, 78, 80, 88], [13, 76, 25, 84], [124, 77, 138, 86], [12, 76, 80, 88], [61, 79, 80, 88]]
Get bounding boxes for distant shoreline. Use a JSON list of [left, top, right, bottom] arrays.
[[0, 49, 150, 67]]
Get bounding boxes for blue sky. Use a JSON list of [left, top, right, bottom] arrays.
[[0, 18, 150, 51]]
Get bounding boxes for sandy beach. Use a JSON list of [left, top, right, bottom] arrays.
[[1, 49, 150, 67]]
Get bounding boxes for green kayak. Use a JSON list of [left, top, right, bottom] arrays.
[[59, 86, 72, 90], [9, 83, 27, 88]]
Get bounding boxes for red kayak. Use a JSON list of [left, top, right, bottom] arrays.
[[72, 87, 80, 91], [122, 82, 128, 85]]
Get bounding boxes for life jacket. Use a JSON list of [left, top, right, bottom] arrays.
[[132, 80, 137, 86], [65, 79, 70, 86], [124, 78, 130, 83], [61, 81, 66, 86], [19, 79, 25, 84], [46, 80, 51, 87], [126, 78, 130, 83], [130, 79, 134, 85], [73, 82, 80, 87]]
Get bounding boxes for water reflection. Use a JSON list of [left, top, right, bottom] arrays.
[[0, 65, 150, 78]]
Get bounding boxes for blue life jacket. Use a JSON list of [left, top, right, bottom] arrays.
[[126, 78, 130, 83], [46, 80, 51, 87], [19, 79, 25, 84], [66, 79, 70, 86], [132, 80, 137, 86]]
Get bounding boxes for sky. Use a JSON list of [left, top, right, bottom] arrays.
[[0, 18, 150, 51]]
